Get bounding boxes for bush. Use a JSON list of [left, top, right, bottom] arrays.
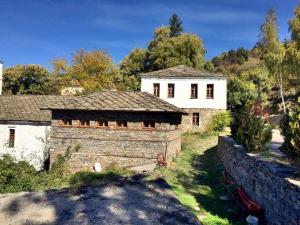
[[280, 98, 300, 157], [206, 111, 232, 134], [0, 155, 37, 193], [0, 146, 74, 193], [231, 108, 272, 152]]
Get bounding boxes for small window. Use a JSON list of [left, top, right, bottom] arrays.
[[153, 83, 160, 97], [168, 83, 175, 98], [96, 120, 108, 127], [9, 129, 15, 148], [78, 119, 90, 127], [60, 119, 72, 126], [116, 121, 127, 128], [191, 84, 198, 99], [207, 84, 214, 99], [192, 113, 199, 126], [143, 121, 155, 128]]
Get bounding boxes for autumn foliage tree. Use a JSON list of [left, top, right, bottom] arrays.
[[52, 49, 123, 93]]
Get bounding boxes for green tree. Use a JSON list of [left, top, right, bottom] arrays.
[[3, 65, 59, 95], [120, 48, 147, 76], [227, 77, 257, 110], [280, 97, 300, 156], [286, 2, 300, 91], [147, 26, 205, 70], [289, 1, 300, 48], [169, 13, 183, 37], [259, 9, 287, 113]]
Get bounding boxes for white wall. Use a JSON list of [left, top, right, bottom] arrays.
[[0, 123, 50, 170], [141, 77, 227, 109]]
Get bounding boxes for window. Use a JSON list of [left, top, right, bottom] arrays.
[[206, 84, 214, 99], [191, 84, 198, 99], [96, 120, 108, 127], [143, 121, 155, 128], [8, 129, 15, 148], [168, 83, 175, 98], [116, 121, 128, 128], [78, 119, 90, 127], [153, 83, 160, 97], [60, 119, 72, 126], [192, 113, 199, 126]]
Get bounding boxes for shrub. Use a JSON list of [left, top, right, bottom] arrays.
[[0, 146, 76, 193], [0, 155, 37, 193], [231, 108, 272, 152], [280, 98, 300, 157], [206, 111, 232, 134]]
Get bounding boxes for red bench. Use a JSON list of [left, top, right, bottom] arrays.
[[237, 187, 262, 215]]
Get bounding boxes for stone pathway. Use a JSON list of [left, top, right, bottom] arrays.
[[0, 178, 200, 225], [269, 129, 285, 158]]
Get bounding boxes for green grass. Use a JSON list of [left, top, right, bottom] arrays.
[[148, 132, 246, 225]]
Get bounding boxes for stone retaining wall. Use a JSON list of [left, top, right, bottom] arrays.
[[218, 136, 300, 225]]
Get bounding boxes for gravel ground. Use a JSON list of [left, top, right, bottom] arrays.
[[0, 178, 200, 225]]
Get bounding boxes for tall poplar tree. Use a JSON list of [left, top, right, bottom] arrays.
[[259, 9, 287, 113]]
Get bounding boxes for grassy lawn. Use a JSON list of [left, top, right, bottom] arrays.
[[147, 132, 246, 225]]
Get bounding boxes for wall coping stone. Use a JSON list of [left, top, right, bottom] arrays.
[[219, 136, 300, 186], [218, 136, 300, 225]]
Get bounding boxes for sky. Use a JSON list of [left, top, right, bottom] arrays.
[[0, 0, 298, 69]]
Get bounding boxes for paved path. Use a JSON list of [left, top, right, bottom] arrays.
[[0, 178, 200, 225], [269, 129, 285, 158]]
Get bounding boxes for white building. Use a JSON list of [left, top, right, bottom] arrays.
[[141, 65, 227, 131], [0, 95, 70, 170]]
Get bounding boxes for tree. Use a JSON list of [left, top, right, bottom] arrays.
[[227, 77, 257, 110], [169, 14, 183, 37], [3, 65, 59, 95], [259, 9, 287, 113], [286, 2, 300, 91], [289, 1, 300, 48], [52, 49, 120, 92], [120, 48, 147, 76], [147, 26, 205, 71]]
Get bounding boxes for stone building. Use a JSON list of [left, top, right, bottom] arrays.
[[0, 95, 70, 170], [42, 91, 186, 172], [141, 65, 227, 132]]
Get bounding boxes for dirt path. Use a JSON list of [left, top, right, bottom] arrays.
[[0, 178, 200, 225]]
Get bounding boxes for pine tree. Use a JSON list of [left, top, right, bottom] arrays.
[[169, 14, 183, 37]]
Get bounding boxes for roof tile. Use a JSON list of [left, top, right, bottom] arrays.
[[142, 65, 226, 78]]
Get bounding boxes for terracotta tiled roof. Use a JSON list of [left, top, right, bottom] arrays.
[[43, 91, 187, 114], [0, 95, 72, 122], [141, 65, 226, 78]]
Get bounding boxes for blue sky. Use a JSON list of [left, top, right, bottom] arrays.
[[0, 0, 298, 69]]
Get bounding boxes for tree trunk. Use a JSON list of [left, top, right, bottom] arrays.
[[279, 72, 287, 114]]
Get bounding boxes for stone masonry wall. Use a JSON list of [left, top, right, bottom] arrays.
[[181, 108, 224, 132], [218, 136, 300, 225], [49, 111, 182, 172]]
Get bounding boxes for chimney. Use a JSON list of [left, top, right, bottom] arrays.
[[0, 61, 2, 95]]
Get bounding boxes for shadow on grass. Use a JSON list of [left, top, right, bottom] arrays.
[[175, 145, 246, 225]]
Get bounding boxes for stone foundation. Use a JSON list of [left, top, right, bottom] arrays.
[[218, 136, 300, 225], [181, 108, 224, 132]]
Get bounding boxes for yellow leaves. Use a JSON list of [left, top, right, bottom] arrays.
[[51, 49, 117, 93]]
